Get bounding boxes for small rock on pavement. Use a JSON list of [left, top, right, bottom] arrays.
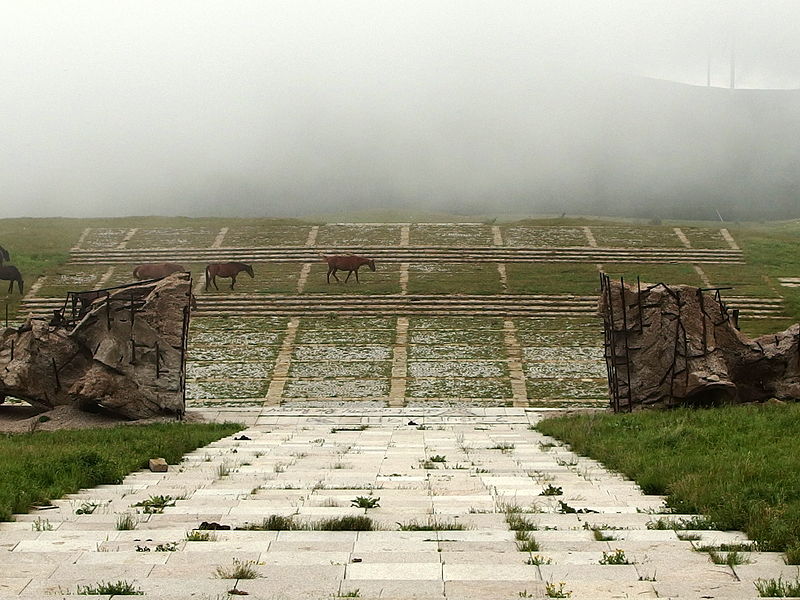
[[149, 458, 168, 472]]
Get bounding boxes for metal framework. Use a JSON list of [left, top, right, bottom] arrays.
[[600, 274, 735, 413], [50, 278, 192, 414]]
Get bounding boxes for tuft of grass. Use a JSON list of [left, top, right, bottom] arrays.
[[132, 495, 175, 514], [31, 517, 52, 531], [490, 442, 515, 453], [593, 528, 617, 542], [646, 516, 715, 530], [214, 558, 261, 580], [337, 590, 361, 598], [186, 530, 216, 542], [545, 581, 572, 598], [755, 576, 800, 597], [115, 513, 138, 531], [708, 549, 751, 566], [539, 484, 563, 497], [310, 516, 374, 531], [429, 455, 447, 463], [238, 515, 296, 531], [506, 513, 538, 532], [599, 549, 631, 565], [515, 533, 540, 552], [537, 405, 800, 554], [76, 580, 143, 595], [351, 496, 380, 509], [397, 518, 465, 531], [0, 423, 241, 522], [526, 554, 552, 565], [785, 542, 800, 565], [676, 531, 702, 541]]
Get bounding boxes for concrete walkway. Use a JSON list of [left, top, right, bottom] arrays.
[[0, 408, 789, 599]]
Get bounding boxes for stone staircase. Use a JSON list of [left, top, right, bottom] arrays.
[[0, 408, 784, 599], [17, 294, 784, 319], [68, 246, 745, 265]]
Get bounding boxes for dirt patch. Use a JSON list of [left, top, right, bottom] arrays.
[[0, 404, 202, 434]]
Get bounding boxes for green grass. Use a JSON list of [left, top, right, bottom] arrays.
[[505, 263, 601, 295], [214, 558, 261, 579], [599, 549, 631, 565], [185, 530, 216, 541], [601, 262, 704, 288], [407, 263, 502, 295], [76, 580, 143, 595], [351, 496, 380, 509], [0, 423, 241, 521], [536, 404, 800, 556], [238, 515, 375, 531], [755, 575, 800, 597]]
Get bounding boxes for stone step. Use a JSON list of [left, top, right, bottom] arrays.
[[0, 408, 778, 599]]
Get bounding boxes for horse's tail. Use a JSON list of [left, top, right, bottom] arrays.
[[204, 264, 211, 289], [132, 266, 142, 280]]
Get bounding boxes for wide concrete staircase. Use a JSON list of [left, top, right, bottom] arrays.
[[0, 408, 785, 599]]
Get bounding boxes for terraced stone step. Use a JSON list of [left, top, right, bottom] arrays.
[[18, 294, 784, 319], [69, 245, 744, 265]]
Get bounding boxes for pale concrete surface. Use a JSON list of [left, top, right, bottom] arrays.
[[0, 407, 783, 599]]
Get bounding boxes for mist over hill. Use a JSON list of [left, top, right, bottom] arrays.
[[2, 2, 798, 221]]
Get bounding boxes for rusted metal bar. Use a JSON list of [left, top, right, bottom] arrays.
[[619, 277, 634, 412], [10, 339, 14, 361], [605, 274, 621, 412], [155, 341, 160, 379], [636, 276, 643, 332], [52, 358, 60, 390], [668, 287, 682, 406], [4, 303, 7, 328], [179, 303, 190, 416], [698, 288, 707, 354], [105, 292, 111, 330]]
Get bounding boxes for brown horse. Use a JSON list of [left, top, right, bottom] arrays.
[[205, 262, 254, 290], [133, 263, 185, 280], [323, 254, 376, 283], [0, 246, 9, 266], [0, 265, 23, 294]]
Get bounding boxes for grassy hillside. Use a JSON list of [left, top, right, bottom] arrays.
[[537, 404, 800, 561]]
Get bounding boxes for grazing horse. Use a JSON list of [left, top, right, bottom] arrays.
[[133, 263, 185, 280], [0, 246, 9, 266], [0, 266, 23, 294], [205, 262, 254, 291], [323, 254, 376, 283]]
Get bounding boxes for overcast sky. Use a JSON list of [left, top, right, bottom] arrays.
[[1, 1, 799, 218]]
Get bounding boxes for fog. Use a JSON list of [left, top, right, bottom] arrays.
[[2, 1, 799, 220]]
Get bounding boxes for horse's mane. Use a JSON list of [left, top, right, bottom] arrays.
[[0, 246, 9, 262]]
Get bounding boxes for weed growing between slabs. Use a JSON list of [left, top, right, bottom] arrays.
[[0, 422, 242, 521], [537, 404, 800, 559]]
